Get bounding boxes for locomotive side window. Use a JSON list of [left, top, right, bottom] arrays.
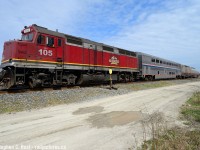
[[151, 59, 155, 62], [37, 35, 45, 45], [58, 39, 62, 47], [47, 37, 54, 47]]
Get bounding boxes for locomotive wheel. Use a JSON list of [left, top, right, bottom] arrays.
[[0, 68, 15, 89], [28, 79, 34, 89], [28, 77, 42, 88]]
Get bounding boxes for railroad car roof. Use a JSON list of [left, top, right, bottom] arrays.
[[136, 52, 181, 65]]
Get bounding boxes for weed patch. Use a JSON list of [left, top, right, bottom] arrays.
[[141, 128, 200, 150], [181, 91, 200, 123], [136, 92, 200, 150]]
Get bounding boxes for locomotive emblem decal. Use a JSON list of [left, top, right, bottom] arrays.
[[109, 56, 119, 65]]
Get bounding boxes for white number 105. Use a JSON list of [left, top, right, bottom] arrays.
[[39, 49, 53, 56]]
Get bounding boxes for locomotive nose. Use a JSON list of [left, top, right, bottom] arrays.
[[1, 41, 18, 64]]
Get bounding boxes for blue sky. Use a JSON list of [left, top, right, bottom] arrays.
[[0, 0, 199, 71]]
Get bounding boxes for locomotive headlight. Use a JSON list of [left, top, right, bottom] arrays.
[[24, 28, 31, 33]]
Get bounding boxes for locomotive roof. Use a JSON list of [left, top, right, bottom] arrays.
[[33, 24, 76, 40], [33, 24, 104, 46], [32, 24, 137, 56]]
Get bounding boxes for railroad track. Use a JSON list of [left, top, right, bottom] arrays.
[[0, 78, 194, 95]]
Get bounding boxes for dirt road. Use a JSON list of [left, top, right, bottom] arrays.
[[0, 81, 200, 150]]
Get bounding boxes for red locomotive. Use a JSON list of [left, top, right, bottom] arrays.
[[0, 24, 138, 89]]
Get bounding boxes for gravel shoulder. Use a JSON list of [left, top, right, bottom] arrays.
[[0, 80, 200, 149], [0, 78, 199, 114]]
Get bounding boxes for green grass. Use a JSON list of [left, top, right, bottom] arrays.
[[181, 91, 200, 122], [182, 109, 200, 122], [187, 92, 200, 106]]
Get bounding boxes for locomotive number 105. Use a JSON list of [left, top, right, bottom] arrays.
[[38, 49, 53, 56]]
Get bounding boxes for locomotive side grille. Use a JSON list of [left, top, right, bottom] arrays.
[[118, 48, 126, 54], [65, 35, 82, 46], [102, 46, 113, 52], [118, 48, 136, 57]]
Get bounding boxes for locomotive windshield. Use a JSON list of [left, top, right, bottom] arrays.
[[21, 33, 34, 41]]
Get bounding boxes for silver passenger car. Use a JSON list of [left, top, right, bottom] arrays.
[[181, 65, 199, 78], [137, 52, 181, 80]]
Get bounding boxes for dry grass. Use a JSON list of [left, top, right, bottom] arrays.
[[135, 92, 200, 150], [118, 80, 175, 91], [141, 127, 200, 150]]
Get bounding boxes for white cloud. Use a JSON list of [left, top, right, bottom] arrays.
[[0, 0, 104, 55], [103, 0, 200, 70]]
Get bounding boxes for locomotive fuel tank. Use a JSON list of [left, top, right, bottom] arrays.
[[77, 73, 105, 85]]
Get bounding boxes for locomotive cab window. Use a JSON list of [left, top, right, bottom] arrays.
[[21, 33, 34, 41], [46, 37, 54, 47], [37, 35, 45, 45]]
